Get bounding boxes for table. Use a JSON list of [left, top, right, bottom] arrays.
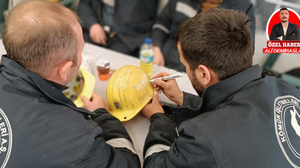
[[0, 40, 197, 165], [81, 43, 197, 164]]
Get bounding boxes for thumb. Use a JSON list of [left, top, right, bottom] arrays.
[[152, 91, 160, 104], [81, 96, 89, 105]]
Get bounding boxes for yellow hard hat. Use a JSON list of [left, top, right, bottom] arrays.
[[63, 67, 95, 107], [107, 65, 154, 121]]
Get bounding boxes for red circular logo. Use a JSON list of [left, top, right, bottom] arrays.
[[266, 8, 300, 40]]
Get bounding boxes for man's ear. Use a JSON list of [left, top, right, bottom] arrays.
[[194, 65, 219, 87], [57, 61, 73, 84], [194, 65, 212, 87], [45, 60, 73, 85]]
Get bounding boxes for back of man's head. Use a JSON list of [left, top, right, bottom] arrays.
[[175, 8, 253, 80], [2, 0, 79, 78]]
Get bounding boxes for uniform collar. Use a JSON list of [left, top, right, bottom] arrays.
[[200, 65, 262, 112], [0, 55, 93, 115], [46, 80, 68, 91]]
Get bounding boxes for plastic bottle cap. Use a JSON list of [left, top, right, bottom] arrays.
[[96, 60, 110, 68], [144, 38, 152, 44]]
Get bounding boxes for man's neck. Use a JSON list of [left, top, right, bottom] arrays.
[[282, 21, 289, 27]]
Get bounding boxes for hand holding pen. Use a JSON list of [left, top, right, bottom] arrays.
[[150, 72, 184, 106], [149, 73, 182, 83]]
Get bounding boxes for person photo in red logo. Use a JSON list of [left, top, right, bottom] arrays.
[[269, 8, 300, 41]]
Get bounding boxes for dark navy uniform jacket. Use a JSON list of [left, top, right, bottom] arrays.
[[144, 65, 300, 168], [0, 56, 139, 167]]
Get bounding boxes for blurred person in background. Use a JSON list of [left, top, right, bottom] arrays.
[[152, 0, 255, 72], [77, 0, 158, 57]]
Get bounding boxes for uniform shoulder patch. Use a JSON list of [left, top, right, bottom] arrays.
[[274, 95, 300, 167], [0, 108, 12, 167]]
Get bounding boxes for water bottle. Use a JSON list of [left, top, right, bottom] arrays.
[[140, 38, 154, 76]]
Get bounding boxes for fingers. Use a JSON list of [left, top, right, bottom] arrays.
[[93, 33, 106, 45], [81, 93, 107, 111], [151, 72, 178, 94], [153, 54, 165, 66], [141, 91, 164, 118], [90, 34, 100, 44], [160, 59, 165, 67], [90, 93, 99, 101], [91, 34, 103, 45], [151, 91, 159, 104], [155, 59, 164, 66], [89, 24, 107, 45], [92, 93, 107, 109], [153, 78, 169, 90], [99, 33, 107, 45], [152, 72, 170, 78], [81, 96, 89, 105], [155, 86, 163, 93]]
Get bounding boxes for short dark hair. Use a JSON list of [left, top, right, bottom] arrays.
[[175, 8, 253, 80], [280, 7, 288, 12]]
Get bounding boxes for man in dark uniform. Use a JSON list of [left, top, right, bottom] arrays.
[[270, 7, 300, 40], [0, 1, 139, 167], [77, 0, 158, 57], [142, 8, 300, 167]]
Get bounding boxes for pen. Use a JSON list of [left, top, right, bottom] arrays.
[[149, 73, 182, 83]]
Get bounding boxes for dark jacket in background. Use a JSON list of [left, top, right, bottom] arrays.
[[270, 22, 300, 40], [77, 0, 158, 56], [143, 65, 300, 167], [152, 0, 202, 72], [152, 0, 256, 72], [218, 0, 256, 46], [0, 55, 140, 167]]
